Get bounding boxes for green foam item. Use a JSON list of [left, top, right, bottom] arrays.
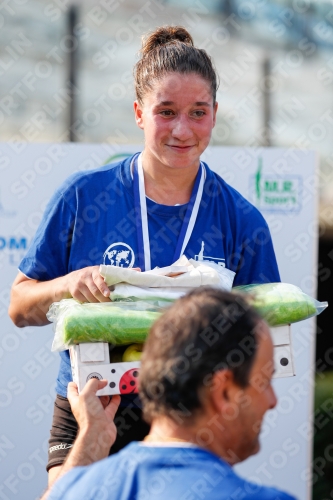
[[63, 306, 161, 345], [233, 283, 328, 326], [48, 299, 162, 351]]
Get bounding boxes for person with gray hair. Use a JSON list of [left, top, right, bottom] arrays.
[[42, 288, 296, 500]]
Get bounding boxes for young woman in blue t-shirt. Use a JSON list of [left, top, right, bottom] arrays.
[[9, 26, 280, 485]]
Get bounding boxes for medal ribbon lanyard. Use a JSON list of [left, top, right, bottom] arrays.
[[133, 153, 206, 271]]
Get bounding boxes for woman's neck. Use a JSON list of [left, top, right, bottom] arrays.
[[141, 150, 200, 205]]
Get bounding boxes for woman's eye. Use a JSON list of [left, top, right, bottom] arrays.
[[192, 110, 205, 117]]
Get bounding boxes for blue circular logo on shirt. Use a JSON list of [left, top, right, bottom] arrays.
[[103, 242, 135, 268]]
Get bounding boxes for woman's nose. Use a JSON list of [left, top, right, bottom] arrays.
[[171, 115, 193, 141]]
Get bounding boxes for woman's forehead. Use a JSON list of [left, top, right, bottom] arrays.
[[146, 72, 213, 102]]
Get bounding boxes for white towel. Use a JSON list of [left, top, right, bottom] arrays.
[[100, 257, 235, 291]]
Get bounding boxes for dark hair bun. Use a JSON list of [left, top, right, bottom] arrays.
[[141, 26, 194, 55], [135, 25, 218, 104]]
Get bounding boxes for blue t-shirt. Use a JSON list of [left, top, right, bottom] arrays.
[[19, 154, 280, 398], [47, 443, 296, 500]]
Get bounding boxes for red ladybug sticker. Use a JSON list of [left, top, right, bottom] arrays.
[[119, 369, 139, 394]]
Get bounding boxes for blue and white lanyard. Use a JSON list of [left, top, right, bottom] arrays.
[[133, 152, 206, 271]]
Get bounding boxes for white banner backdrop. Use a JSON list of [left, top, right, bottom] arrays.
[[0, 143, 318, 499]]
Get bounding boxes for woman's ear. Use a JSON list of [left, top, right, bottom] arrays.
[[212, 101, 218, 127], [134, 101, 144, 129]]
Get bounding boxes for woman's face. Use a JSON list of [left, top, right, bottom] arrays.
[[134, 72, 218, 171]]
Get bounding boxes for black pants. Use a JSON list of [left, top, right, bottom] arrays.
[[47, 394, 150, 471]]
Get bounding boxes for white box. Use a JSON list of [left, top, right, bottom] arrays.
[[70, 343, 141, 396], [70, 326, 294, 397], [271, 325, 295, 378]]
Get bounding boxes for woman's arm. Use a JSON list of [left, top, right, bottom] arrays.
[[9, 267, 111, 327]]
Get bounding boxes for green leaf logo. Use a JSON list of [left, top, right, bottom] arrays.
[[255, 157, 263, 202]]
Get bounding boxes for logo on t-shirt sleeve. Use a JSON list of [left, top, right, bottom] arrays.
[[103, 242, 135, 267], [195, 241, 226, 267]]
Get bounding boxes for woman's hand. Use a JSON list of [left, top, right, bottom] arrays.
[[65, 266, 141, 303], [66, 266, 111, 302], [9, 266, 142, 327]]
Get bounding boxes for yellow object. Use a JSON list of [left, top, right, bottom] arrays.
[[122, 344, 144, 362]]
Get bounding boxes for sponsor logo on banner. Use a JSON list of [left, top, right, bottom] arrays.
[[103, 242, 135, 267], [0, 236, 28, 266], [249, 158, 302, 213]]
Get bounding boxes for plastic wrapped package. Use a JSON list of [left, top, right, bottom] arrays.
[[47, 299, 162, 352], [110, 284, 189, 306], [233, 283, 328, 326]]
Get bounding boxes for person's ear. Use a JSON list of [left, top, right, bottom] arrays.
[[134, 100, 144, 130], [212, 101, 218, 127], [209, 369, 234, 414]]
